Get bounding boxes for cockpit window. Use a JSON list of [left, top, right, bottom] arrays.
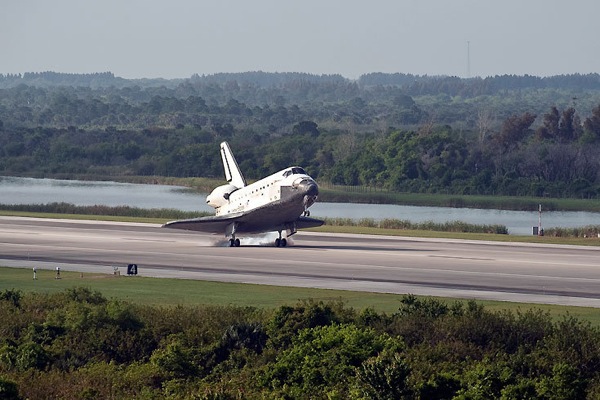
[[283, 167, 307, 177], [292, 167, 307, 175]]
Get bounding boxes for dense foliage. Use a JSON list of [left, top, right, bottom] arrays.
[[2, 72, 600, 198], [1, 288, 599, 399]]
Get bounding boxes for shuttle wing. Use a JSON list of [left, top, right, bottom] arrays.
[[220, 142, 246, 188], [294, 216, 326, 229], [163, 213, 324, 235], [162, 212, 245, 234]]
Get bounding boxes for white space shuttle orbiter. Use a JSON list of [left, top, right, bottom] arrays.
[[162, 141, 323, 247]]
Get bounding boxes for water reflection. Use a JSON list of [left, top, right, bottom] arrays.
[[1, 176, 599, 235], [0, 176, 210, 212]]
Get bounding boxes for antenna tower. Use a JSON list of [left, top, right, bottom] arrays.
[[467, 41, 471, 78]]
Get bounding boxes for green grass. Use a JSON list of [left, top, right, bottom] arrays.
[[0, 209, 169, 224], [2, 266, 599, 325], [308, 225, 600, 246]]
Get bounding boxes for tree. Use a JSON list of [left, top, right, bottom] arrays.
[[536, 106, 560, 140], [536, 363, 586, 400], [582, 104, 600, 143], [150, 337, 198, 378], [292, 120, 319, 136], [558, 107, 581, 143], [476, 107, 495, 143], [355, 351, 413, 399], [261, 324, 402, 397], [495, 112, 536, 151]]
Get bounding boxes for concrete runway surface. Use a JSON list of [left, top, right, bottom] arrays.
[[1, 216, 599, 307]]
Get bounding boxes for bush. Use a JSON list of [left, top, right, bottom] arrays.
[[1, 290, 600, 398], [0, 377, 20, 400]]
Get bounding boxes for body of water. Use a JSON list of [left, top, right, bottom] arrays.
[[0, 176, 209, 212], [1, 176, 599, 235]]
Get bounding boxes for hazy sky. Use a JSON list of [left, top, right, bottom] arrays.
[[2, 0, 599, 79]]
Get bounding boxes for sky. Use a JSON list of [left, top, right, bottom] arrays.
[[2, 0, 599, 80]]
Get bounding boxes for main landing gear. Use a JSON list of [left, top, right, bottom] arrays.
[[275, 230, 287, 247], [226, 222, 241, 247]]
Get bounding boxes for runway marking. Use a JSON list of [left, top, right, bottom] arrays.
[[121, 238, 178, 243], [428, 255, 494, 261]]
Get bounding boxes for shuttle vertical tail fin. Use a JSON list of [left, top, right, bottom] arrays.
[[220, 141, 246, 188]]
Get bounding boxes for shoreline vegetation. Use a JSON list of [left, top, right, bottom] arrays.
[[6, 173, 600, 212], [2, 202, 600, 243]]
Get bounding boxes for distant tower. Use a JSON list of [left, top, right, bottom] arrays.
[[467, 41, 471, 78]]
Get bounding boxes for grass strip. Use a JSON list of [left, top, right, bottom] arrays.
[[2, 266, 599, 326], [307, 225, 600, 246]]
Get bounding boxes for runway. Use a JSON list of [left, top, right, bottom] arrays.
[[1, 216, 600, 307]]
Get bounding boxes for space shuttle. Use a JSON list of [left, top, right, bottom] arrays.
[[162, 141, 323, 247]]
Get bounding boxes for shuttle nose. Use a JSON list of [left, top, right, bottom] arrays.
[[298, 179, 319, 197]]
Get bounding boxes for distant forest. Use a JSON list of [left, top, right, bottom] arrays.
[[1, 71, 600, 198]]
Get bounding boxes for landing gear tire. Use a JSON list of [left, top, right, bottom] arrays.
[[275, 238, 281, 247], [230, 238, 241, 247], [280, 238, 287, 247]]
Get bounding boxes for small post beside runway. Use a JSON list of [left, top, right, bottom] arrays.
[[55, 266, 61, 279], [33, 267, 37, 280], [538, 204, 544, 236]]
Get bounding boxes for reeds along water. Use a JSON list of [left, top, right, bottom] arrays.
[[0, 202, 209, 219], [5, 202, 600, 237], [322, 217, 509, 234], [543, 226, 600, 238]]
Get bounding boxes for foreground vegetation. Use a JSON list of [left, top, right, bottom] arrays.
[[1, 282, 599, 399]]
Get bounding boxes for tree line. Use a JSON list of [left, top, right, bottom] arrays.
[[1, 104, 600, 198], [1, 288, 599, 399], [1, 72, 600, 199], [3, 71, 600, 93]]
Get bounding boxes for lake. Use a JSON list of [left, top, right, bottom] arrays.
[[1, 176, 598, 235]]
